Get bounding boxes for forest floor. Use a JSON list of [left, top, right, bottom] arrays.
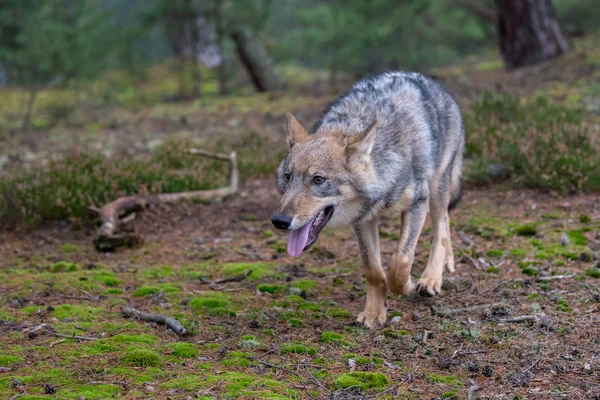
[[1, 38, 600, 399]]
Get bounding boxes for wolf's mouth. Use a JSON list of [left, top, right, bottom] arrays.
[[287, 206, 334, 257]]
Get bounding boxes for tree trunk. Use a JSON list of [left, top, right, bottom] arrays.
[[231, 25, 282, 92], [496, 0, 569, 70], [22, 88, 38, 130]]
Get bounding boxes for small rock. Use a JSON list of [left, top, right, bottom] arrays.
[[390, 316, 401, 324], [145, 385, 155, 392], [373, 335, 385, 342], [348, 358, 356, 371], [560, 234, 570, 246], [511, 371, 532, 387]]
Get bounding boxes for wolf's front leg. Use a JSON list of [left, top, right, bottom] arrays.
[[387, 198, 428, 295], [354, 217, 387, 328]]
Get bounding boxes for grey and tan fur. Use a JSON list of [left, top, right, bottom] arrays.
[[272, 71, 464, 328]]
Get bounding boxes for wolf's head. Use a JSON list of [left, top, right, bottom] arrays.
[[272, 113, 378, 257]]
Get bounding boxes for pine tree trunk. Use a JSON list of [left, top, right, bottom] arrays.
[[231, 25, 282, 92], [496, 0, 569, 70]]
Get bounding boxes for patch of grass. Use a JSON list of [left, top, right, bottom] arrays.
[[108, 333, 160, 345], [426, 374, 464, 386], [583, 266, 600, 278], [219, 262, 277, 280], [556, 299, 573, 313], [579, 215, 591, 223], [510, 248, 528, 257], [121, 349, 163, 367], [49, 261, 77, 272], [486, 249, 504, 257], [169, 342, 198, 358], [335, 372, 389, 389], [189, 297, 229, 310], [281, 343, 317, 355], [60, 243, 78, 254], [515, 224, 537, 236], [486, 266, 500, 274], [257, 283, 287, 295], [133, 286, 160, 297], [0, 141, 225, 228], [326, 307, 351, 318], [0, 355, 22, 366], [567, 230, 587, 246], [464, 93, 599, 192], [321, 331, 352, 347], [521, 267, 539, 277], [442, 388, 459, 398]]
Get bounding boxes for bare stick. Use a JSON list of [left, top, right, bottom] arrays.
[[537, 274, 575, 281], [456, 243, 480, 270], [49, 339, 66, 348], [121, 306, 188, 336], [49, 332, 97, 340], [496, 315, 539, 323], [431, 302, 504, 318]]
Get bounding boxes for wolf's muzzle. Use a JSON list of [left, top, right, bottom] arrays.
[[271, 213, 292, 230]]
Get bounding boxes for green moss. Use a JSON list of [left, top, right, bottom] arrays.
[[133, 286, 160, 297], [60, 243, 78, 254], [51, 304, 102, 320], [486, 266, 500, 274], [585, 268, 600, 278], [527, 293, 540, 300], [64, 384, 120, 398], [321, 331, 352, 346], [293, 279, 317, 290], [0, 355, 22, 366], [257, 283, 286, 295], [169, 342, 198, 358], [335, 372, 389, 389], [99, 275, 121, 287], [521, 267, 539, 277], [142, 265, 174, 279], [104, 288, 123, 294], [327, 307, 351, 318], [383, 328, 411, 338], [281, 343, 317, 355], [108, 333, 160, 345], [80, 341, 118, 354], [486, 249, 504, 257], [285, 295, 305, 303], [510, 248, 528, 257], [288, 318, 305, 328], [49, 261, 77, 272], [556, 299, 573, 313], [535, 251, 551, 260], [209, 307, 236, 317], [515, 224, 537, 236], [220, 262, 277, 280], [426, 374, 463, 386], [264, 229, 274, 238], [160, 374, 203, 389], [121, 349, 163, 367], [189, 297, 229, 309], [580, 215, 591, 223], [530, 239, 543, 249], [567, 230, 587, 246], [442, 388, 459, 398]]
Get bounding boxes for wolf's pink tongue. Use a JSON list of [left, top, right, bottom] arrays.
[[287, 220, 312, 257]]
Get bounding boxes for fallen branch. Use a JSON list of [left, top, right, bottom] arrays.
[[457, 243, 480, 270], [537, 274, 575, 281], [94, 150, 238, 251], [496, 315, 539, 323], [431, 302, 504, 318], [121, 306, 188, 336], [48, 332, 97, 340], [0, 366, 12, 372], [202, 269, 253, 290]]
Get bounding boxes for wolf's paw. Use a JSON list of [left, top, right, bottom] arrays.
[[416, 275, 442, 297], [356, 309, 386, 329], [445, 257, 455, 273]]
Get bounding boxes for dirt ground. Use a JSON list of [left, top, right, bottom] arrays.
[[1, 177, 599, 399]]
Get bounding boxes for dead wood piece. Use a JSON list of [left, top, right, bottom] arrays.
[[431, 302, 504, 318], [0, 366, 12, 372], [537, 274, 575, 281], [211, 269, 253, 285], [94, 150, 238, 251], [496, 315, 540, 323], [457, 243, 480, 270], [49, 332, 98, 340], [121, 306, 188, 336]]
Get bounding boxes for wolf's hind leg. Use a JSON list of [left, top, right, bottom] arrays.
[[387, 198, 428, 295], [444, 212, 455, 273], [416, 196, 449, 296], [354, 217, 387, 328]]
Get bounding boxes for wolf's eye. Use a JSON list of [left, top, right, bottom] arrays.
[[284, 173, 291, 183], [313, 176, 325, 185]]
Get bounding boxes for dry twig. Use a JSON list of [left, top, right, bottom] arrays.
[[94, 150, 238, 251], [121, 306, 188, 336]]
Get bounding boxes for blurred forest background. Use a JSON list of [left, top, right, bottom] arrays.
[[0, 0, 599, 227]]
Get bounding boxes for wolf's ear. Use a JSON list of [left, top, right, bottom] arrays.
[[286, 113, 309, 148], [346, 121, 377, 158]]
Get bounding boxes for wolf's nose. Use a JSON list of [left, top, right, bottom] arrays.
[[271, 213, 292, 230]]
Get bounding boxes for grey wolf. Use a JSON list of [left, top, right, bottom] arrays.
[[271, 71, 464, 328]]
